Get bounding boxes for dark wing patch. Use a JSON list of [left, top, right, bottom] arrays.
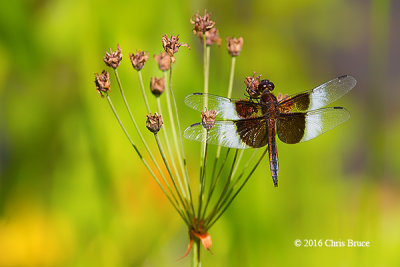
[[235, 100, 263, 118], [277, 107, 350, 144], [276, 113, 306, 144], [235, 118, 269, 148], [278, 75, 356, 113]]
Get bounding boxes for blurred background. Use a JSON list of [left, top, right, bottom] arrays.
[[1, 0, 399, 266]]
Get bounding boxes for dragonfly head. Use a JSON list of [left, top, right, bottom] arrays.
[[259, 79, 275, 92]]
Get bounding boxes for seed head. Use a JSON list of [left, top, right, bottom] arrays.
[[201, 109, 217, 130], [190, 10, 215, 35], [104, 44, 122, 69], [196, 27, 221, 46], [94, 70, 111, 97], [244, 73, 262, 98], [146, 113, 163, 133], [226, 37, 243, 57], [150, 77, 165, 97], [205, 28, 221, 46], [154, 52, 171, 71], [129, 51, 149, 71], [162, 33, 190, 63]]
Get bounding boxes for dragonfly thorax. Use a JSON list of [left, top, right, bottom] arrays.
[[260, 90, 279, 119]]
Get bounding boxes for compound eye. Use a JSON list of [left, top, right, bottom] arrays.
[[267, 81, 275, 91], [258, 79, 270, 91]]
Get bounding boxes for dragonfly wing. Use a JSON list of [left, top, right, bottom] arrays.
[[184, 118, 269, 149], [278, 75, 356, 113], [185, 93, 264, 120], [277, 107, 350, 144]]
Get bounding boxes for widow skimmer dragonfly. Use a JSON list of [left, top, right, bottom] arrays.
[[183, 75, 357, 187]]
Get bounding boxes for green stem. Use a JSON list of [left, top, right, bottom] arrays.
[[135, 69, 190, 215], [113, 69, 182, 207], [226, 56, 236, 99], [137, 70, 151, 114], [168, 65, 193, 207], [203, 42, 210, 106], [216, 56, 236, 159], [200, 39, 210, 174], [155, 133, 192, 223], [208, 148, 268, 229], [106, 94, 140, 157], [162, 70, 188, 199], [202, 148, 231, 220], [211, 149, 259, 221], [231, 149, 245, 178], [192, 239, 200, 267], [105, 94, 188, 225], [198, 131, 209, 224], [156, 97, 186, 205], [205, 149, 239, 224]]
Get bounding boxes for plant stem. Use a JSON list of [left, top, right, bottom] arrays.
[[135, 69, 191, 215], [216, 56, 236, 159], [105, 94, 188, 225], [202, 148, 231, 220], [200, 39, 210, 175], [203, 41, 210, 106], [156, 97, 185, 203], [218, 149, 260, 211], [231, 149, 244, 178], [113, 69, 183, 208], [192, 239, 201, 267], [198, 131, 209, 223], [208, 148, 268, 228], [162, 70, 188, 199], [226, 56, 236, 99], [137, 70, 151, 114], [167, 65, 194, 207], [205, 149, 238, 224], [154, 133, 192, 223]]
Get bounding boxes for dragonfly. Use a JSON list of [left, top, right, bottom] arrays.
[[183, 75, 357, 187]]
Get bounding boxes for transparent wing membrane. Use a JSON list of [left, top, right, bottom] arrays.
[[278, 75, 356, 113]]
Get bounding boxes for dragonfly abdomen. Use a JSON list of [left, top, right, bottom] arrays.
[[268, 120, 279, 187]]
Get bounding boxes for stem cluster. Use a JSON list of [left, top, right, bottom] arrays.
[[98, 24, 261, 267]]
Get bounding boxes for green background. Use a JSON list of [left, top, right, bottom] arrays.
[[1, 0, 399, 266]]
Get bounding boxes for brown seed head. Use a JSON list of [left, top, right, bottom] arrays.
[[162, 33, 190, 63], [94, 70, 111, 97], [146, 113, 163, 133], [204, 28, 221, 46], [226, 37, 244, 56], [150, 77, 165, 97], [194, 28, 221, 46], [201, 109, 217, 130], [154, 52, 171, 71], [190, 10, 215, 35], [244, 73, 262, 98], [104, 44, 122, 69], [129, 51, 149, 71]]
